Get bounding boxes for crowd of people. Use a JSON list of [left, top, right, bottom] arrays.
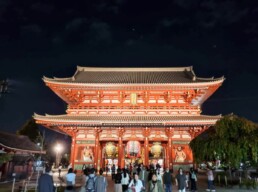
[[37, 163, 216, 192], [108, 163, 199, 192]]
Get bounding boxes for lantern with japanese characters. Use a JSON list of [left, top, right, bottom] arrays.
[[126, 141, 141, 158]]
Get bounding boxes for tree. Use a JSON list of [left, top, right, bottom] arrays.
[[0, 154, 13, 165], [17, 118, 41, 143], [190, 114, 258, 168]]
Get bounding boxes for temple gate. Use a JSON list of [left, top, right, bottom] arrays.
[[34, 66, 224, 171]]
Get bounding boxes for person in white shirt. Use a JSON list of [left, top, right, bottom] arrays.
[[121, 168, 130, 192], [207, 167, 215, 192], [128, 173, 144, 192]]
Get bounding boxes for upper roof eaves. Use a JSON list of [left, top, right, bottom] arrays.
[[43, 66, 224, 84]]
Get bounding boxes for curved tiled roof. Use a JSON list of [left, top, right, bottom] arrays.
[[0, 131, 44, 153], [43, 66, 224, 84], [34, 113, 221, 126]]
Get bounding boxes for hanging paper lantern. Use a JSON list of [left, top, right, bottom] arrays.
[[151, 142, 162, 158], [105, 142, 116, 158], [126, 141, 141, 158]]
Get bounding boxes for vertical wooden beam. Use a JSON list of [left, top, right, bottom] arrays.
[[98, 143, 102, 171], [94, 127, 100, 170], [166, 127, 173, 169], [117, 127, 125, 168], [143, 127, 150, 166], [99, 143, 102, 170], [70, 133, 76, 168]]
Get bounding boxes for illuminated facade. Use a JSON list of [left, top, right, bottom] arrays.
[[34, 66, 224, 171]]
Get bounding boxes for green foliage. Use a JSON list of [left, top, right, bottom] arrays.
[[190, 114, 258, 168], [0, 154, 13, 164], [239, 179, 257, 190], [16, 118, 40, 143]]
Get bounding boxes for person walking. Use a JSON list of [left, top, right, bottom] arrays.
[[114, 168, 122, 192], [58, 164, 62, 177], [175, 168, 188, 192], [121, 168, 130, 192], [163, 167, 172, 192], [95, 169, 107, 192], [65, 168, 76, 192], [156, 162, 161, 173], [105, 164, 109, 176], [79, 169, 88, 192], [148, 174, 164, 192], [85, 168, 96, 192], [189, 167, 197, 192], [128, 173, 144, 192], [137, 165, 141, 175], [139, 166, 148, 190], [206, 167, 215, 192], [38, 165, 55, 192], [112, 164, 116, 181], [156, 171, 163, 186]]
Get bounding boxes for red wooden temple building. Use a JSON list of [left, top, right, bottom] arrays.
[[34, 66, 224, 171]]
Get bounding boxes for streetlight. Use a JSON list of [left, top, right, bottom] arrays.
[[55, 143, 63, 168]]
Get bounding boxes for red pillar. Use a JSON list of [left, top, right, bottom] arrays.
[[99, 143, 103, 170], [144, 127, 150, 166], [166, 127, 173, 169], [70, 131, 76, 168], [144, 137, 149, 166], [117, 127, 125, 168], [94, 128, 100, 170]]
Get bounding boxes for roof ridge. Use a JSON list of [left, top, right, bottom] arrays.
[[77, 66, 193, 72], [196, 76, 225, 81]]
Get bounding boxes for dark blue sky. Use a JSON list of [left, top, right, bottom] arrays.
[[1, 0, 258, 134]]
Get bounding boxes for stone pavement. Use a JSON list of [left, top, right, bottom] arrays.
[[0, 169, 257, 192], [104, 174, 257, 192]]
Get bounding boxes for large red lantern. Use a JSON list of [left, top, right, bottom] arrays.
[[126, 141, 141, 158]]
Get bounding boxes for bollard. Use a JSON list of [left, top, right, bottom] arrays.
[[11, 173, 16, 192]]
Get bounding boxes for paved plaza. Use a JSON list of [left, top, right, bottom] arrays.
[[0, 168, 257, 192]]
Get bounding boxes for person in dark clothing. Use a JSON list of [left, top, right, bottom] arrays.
[[58, 164, 62, 177], [111, 164, 116, 180], [156, 162, 161, 173], [175, 168, 188, 192], [189, 167, 197, 192], [148, 169, 155, 182], [105, 164, 109, 176], [137, 165, 141, 175], [114, 168, 122, 192], [163, 167, 173, 192], [38, 165, 55, 192]]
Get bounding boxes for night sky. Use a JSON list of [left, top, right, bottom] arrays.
[[1, 0, 258, 134]]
